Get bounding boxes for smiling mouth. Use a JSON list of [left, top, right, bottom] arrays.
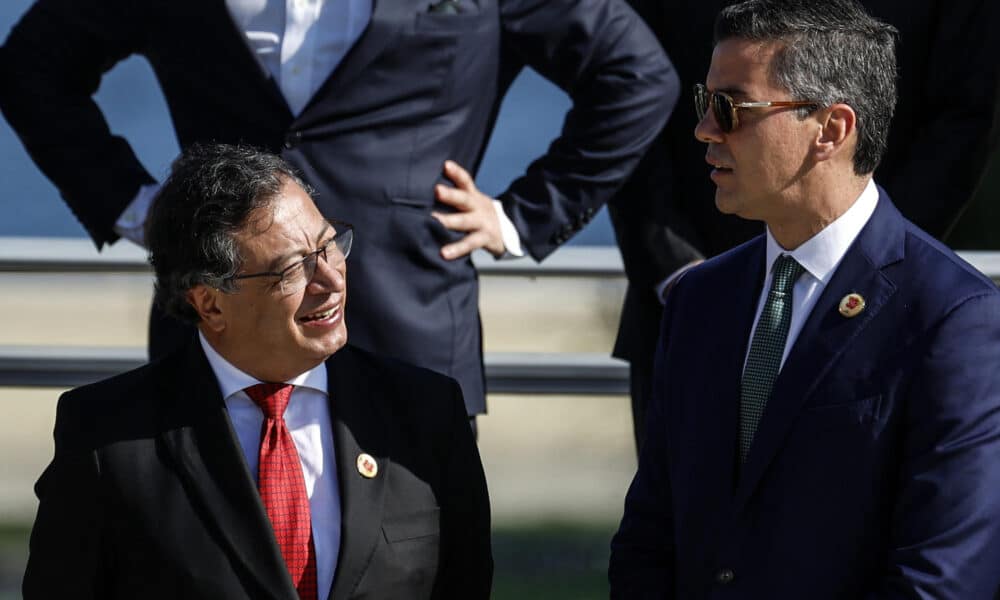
[[299, 306, 338, 323], [708, 159, 733, 173]]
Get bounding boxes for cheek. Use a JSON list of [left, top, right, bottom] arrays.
[[249, 298, 300, 341], [754, 134, 805, 182]]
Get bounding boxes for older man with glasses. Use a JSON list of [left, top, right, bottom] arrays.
[[22, 143, 492, 600], [610, 0, 1000, 598]]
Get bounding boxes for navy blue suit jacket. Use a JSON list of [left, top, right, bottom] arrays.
[[610, 190, 1000, 598]]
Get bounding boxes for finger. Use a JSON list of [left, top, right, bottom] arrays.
[[432, 210, 483, 233], [443, 160, 477, 192], [440, 231, 489, 260], [435, 184, 472, 210]]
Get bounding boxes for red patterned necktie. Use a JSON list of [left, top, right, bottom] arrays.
[[245, 383, 319, 600]]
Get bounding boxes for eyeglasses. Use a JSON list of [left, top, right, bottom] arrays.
[[694, 83, 818, 133], [225, 221, 354, 295]]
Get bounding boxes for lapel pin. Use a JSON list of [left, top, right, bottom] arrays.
[[838, 293, 865, 318], [357, 453, 378, 479]]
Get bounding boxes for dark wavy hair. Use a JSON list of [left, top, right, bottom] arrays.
[[715, 0, 898, 175], [146, 144, 311, 323]]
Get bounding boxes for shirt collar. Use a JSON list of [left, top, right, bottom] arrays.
[[764, 178, 879, 284], [198, 331, 328, 399]]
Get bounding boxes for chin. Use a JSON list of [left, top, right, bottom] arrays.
[[313, 323, 348, 358], [714, 190, 740, 215]]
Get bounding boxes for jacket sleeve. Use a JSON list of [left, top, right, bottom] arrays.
[[608, 139, 704, 291], [0, 0, 155, 248], [864, 292, 1000, 599], [22, 391, 108, 599], [607, 0, 703, 289], [495, 0, 679, 260]]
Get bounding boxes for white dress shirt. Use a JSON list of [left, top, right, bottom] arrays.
[[227, 0, 372, 116], [199, 333, 341, 600], [746, 178, 879, 370]]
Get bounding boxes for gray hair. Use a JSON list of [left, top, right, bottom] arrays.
[[146, 144, 312, 323], [715, 0, 898, 175]]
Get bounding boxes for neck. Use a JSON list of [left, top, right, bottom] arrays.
[[199, 327, 319, 383], [768, 170, 870, 250]]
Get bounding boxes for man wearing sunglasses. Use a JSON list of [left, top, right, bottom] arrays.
[[22, 144, 493, 599], [610, 1, 1000, 597], [610, 0, 1000, 457]]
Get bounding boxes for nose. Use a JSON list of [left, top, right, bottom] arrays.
[[307, 251, 346, 294], [694, 106, 724, 144]]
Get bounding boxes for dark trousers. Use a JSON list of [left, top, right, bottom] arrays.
[[629, 356, 654, 455]]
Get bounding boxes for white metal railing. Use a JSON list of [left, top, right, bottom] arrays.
[[0, 345, 629, 394], [4, 237, 999, 278], [0, 239, 629, 392], [0, 237, 627, 276], [1, 238, 998, 393]]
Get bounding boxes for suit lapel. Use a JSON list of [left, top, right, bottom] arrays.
[[697, 239, 767, 500], [206, 0, 412, 121], [158, 341, 297, 600], [298, 0, 412, 118], [327, 348, 390, 600], [734, 192, 905, 511], [208, 0, 294, 118]]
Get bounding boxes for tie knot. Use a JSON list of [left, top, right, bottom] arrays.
[[771, 254, 804, 294], [245, 383, 294, 419]]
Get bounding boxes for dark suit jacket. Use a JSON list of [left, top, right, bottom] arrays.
[[609, 191, 1000, 598], [22, 342, 492, 599], [609, 0, 1000, 369], [0, 0, 677, 414]]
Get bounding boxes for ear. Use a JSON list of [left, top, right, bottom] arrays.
[[814, 103, 856, 163], [186, 284, 227, 333]]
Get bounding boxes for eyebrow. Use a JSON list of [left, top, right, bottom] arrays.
[[717, 86, 750, 99], [265, 222, 333, 272]]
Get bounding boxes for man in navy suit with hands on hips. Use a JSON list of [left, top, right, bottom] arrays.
[[0, 0, 678, 426], [610, 1, 1000, 597]]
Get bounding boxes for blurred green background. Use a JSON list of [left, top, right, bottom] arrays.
[[0, 522, 619, 600]]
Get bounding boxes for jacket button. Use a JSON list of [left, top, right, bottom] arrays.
[[284, 131, 303, 149], [715, 569, 735, 584]]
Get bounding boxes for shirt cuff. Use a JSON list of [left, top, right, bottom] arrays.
[[113, 183, 161, 248], [492, 199, 524, 259]]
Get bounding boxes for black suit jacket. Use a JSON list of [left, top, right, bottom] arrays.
[[22, 342, 492, 599], [609, 0, 1000, 367], [0, 0, 678, 414]]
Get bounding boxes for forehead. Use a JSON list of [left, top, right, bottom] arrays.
[[238, 179, 325, 255], [707, 38, 785, 98]]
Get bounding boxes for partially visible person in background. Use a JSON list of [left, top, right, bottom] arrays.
[[0, 0, 677, 428], [611, 0, 1000, 452], [610, 1, 1000, 596], [22, 144, 492, 599]]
